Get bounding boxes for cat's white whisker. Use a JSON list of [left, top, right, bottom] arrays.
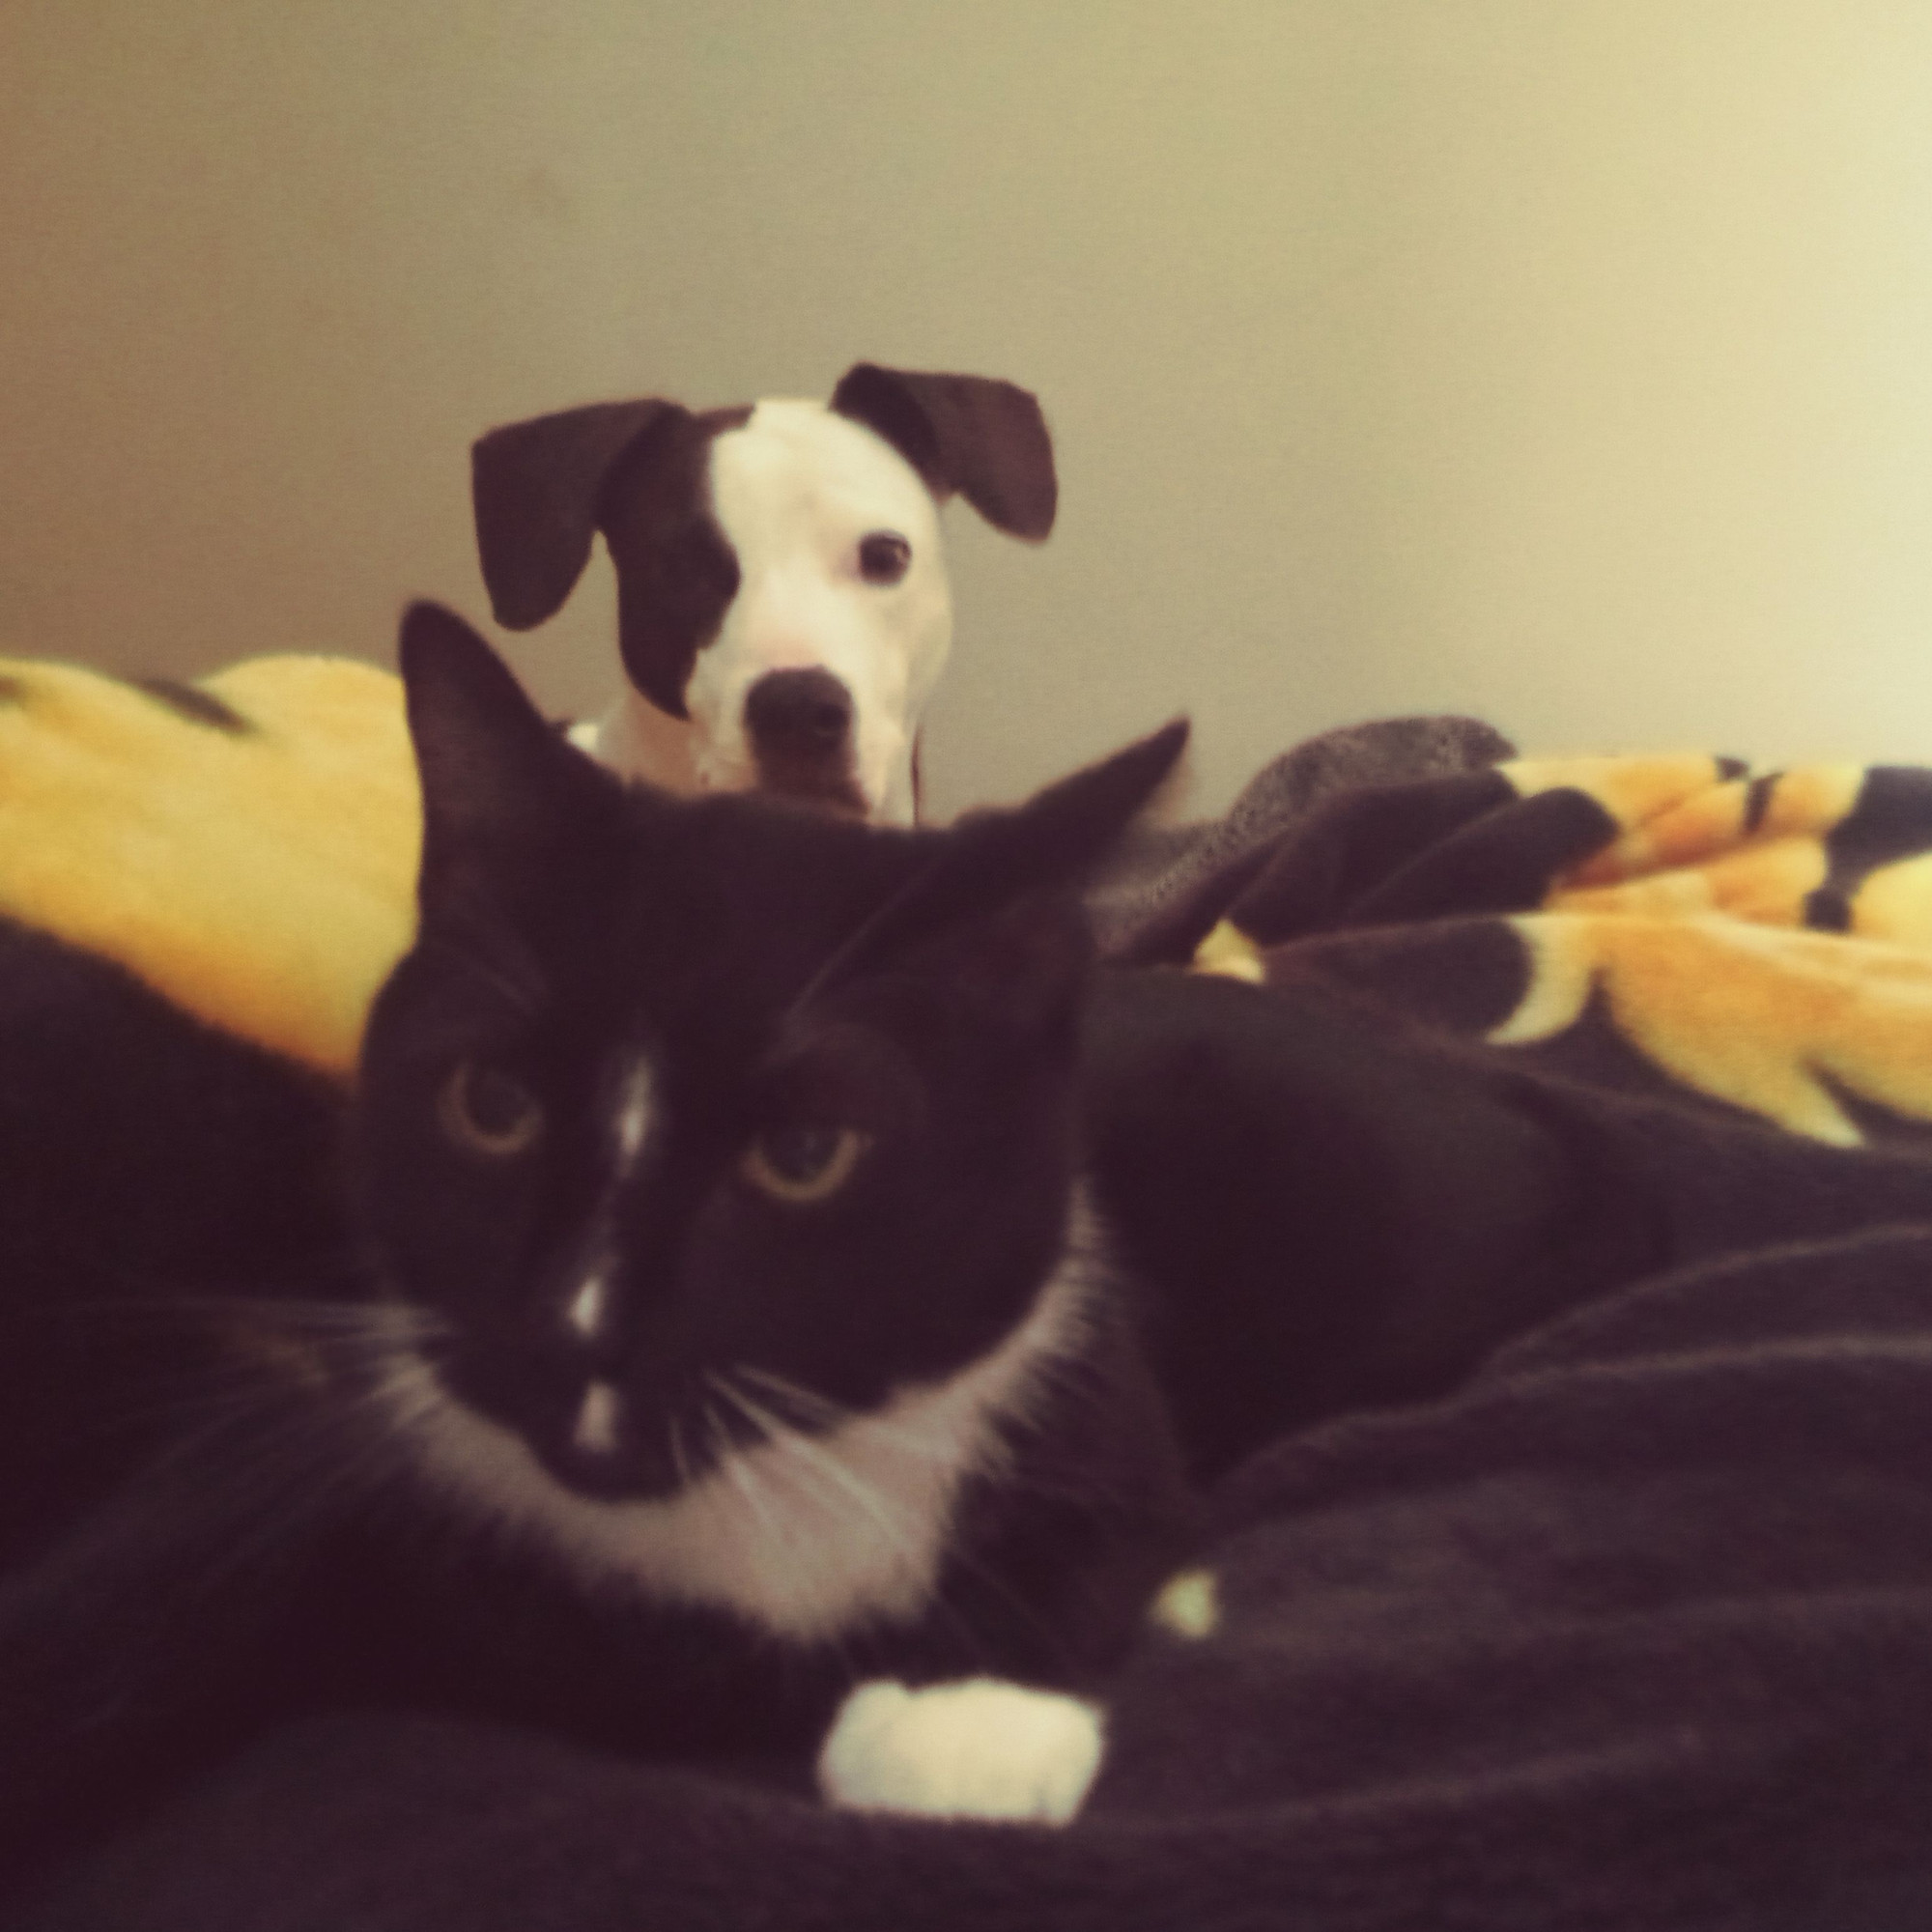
[[705, 1401, 778, 1539], [732, 1365, 964, 1469], [94, 1313, 447, 1452], [81, 1293, 453, 1358], [713, 1378, 925, 1577], [114, 1391, 411, 1609], [710, 1371, 963, 1630], [716, 1379, 1011, 1676], [734, 1365, 850, 1422], [712, 1414, 838, 1605]]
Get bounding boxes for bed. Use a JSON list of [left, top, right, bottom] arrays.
[[4, 666, 1931, 1930]]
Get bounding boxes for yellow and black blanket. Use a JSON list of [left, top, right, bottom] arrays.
[[1174, 745, 1932, 1147], [0, 652, 416, 1078], [7, 672, 1932, 1931]]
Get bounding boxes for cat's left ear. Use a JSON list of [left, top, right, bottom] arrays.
[[396, 601, 613, 902]]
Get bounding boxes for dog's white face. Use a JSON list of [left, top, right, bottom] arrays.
[[472, 365, 1056, 827], [663, 400, 952, 827]]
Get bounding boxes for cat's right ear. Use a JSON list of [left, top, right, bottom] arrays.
[[916, 718, 1191, 925], [396, 601, 611, 901], [821, 720, 1189, 988], [1000, 718, 1191, 881]]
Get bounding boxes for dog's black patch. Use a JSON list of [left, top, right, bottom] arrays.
[[597, 406, 751, 720], [133, 679, 251, 734]]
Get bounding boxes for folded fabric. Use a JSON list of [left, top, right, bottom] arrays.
[[1172, 751, 1932, 1146]]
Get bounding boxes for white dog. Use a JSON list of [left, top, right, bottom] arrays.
[[469, 363, 1057, 825]]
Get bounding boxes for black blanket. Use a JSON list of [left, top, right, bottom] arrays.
[[14, 726, 1932, 1931]]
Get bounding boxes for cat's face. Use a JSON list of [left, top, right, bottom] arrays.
[[354, 608, 1183, 1601]]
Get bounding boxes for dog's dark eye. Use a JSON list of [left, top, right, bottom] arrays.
[[858, 532, 911, 585], [440, 1061, 545, 1160], [740, 1122, 871, 1204]]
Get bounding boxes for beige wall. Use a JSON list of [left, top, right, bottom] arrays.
[[5, 2, 1932, 819]]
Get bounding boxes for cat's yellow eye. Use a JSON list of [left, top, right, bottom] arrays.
[[739, 1122, 870, 1205], [440, 1060, 544, 1160]]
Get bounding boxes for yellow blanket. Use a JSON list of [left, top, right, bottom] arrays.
[[0, 655, 417, 1079]]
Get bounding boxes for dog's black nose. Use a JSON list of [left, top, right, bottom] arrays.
[[745, 668, 853, 754]]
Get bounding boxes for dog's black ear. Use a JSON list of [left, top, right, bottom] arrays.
[[470, 400, 683, 631], [829, 365, 1057, 541]]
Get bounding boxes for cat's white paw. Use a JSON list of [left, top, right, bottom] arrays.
[[817, 1677, 1104, 1826]]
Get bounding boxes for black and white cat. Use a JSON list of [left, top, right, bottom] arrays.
[[353, 605, 1200, 1818], [0, 605, 1595, 1887], [0, 603, 1198, 1882]]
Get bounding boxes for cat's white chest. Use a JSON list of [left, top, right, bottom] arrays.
[[392, 1239, 1095, 1644]]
